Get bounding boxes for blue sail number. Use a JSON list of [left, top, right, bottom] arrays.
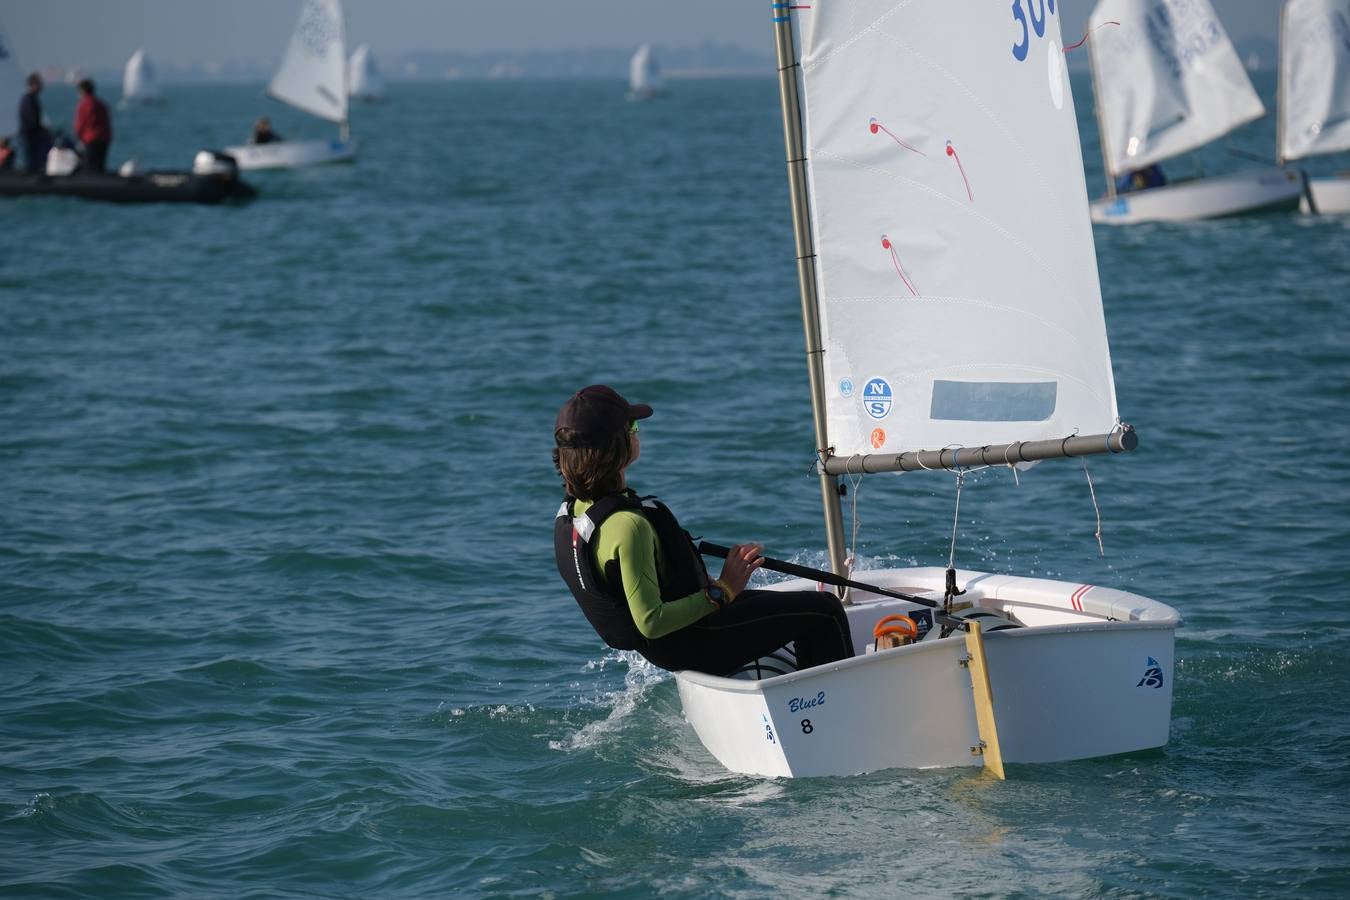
[[1011, 0, 1057, 61]]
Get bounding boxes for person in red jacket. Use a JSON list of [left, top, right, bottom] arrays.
[[73, 78, 112, 173]]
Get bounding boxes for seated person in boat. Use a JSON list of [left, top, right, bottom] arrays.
[[73, 79, 113, 173], [1115, 163, 1167, 194], [553, 385, 855, 677], [250, 116, 282, 144], [0, 137, 14, 170]]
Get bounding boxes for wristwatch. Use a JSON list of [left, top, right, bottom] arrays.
[[705, 581, 728, 608]]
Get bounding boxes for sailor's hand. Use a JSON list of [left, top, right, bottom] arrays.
[[718, 542, 764, 597]]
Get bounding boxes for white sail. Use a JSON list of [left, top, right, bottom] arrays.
[[628, 44, 663, 96], [1279, 0, 1350, 162], [267, 0, 348, 124], [794, 1, 1118, 458], [1088, 0, 1264, 176], [347, 43, 382, 100], [122, 49, 161, 104]]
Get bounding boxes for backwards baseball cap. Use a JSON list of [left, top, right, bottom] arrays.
[[554, 385, 653, 448]]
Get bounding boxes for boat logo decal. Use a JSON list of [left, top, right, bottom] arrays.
[[839, 377, 854, 398], [1070, 583, 1091, 611], [862, 378, 893, 420], [788, 690, 826, 714], [1136, 656, 1165, 689], [762, 714, 776, 745], [870, 428, 886, 449], [1010, 0, 1059, 62]]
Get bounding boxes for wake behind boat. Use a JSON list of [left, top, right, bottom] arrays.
[[1278, 0, 1350, 214], [668, 1, 1180, 779], [1087, 0, 1302, 223], [224, 0, 357, 170]]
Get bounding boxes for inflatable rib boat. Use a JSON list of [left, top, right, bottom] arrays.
[[0, 151, 256, 205]]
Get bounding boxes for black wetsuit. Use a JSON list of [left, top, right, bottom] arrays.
[[555, 490, 855, 676]]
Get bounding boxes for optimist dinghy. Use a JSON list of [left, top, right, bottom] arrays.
[[120, 49, 162, 107], [224, 0, 357, 170], [670, 0, 1180, 779], [625, 44, 665, 101], [1086, 0, 1302, 223], [1278, 0, 1350, 214]]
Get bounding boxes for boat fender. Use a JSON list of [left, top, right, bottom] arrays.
[[46, 146, 80, 176], [118, 158, 141, 177], [872, 614, 917, 651], [192, 150, 239, 178]]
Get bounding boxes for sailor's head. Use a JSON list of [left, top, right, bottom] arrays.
[[25, 72, 41, 92], [77, 78, 95, 96], [256, 116, 271, 130], [553, 385, 652, 498]]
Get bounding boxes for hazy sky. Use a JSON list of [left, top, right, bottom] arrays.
[[0, 0, 1279, 72]]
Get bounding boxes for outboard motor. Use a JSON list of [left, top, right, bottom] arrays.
[[192, 150, 239, 179]]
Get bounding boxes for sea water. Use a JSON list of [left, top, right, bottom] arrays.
[[2, 74, 1348, 897]]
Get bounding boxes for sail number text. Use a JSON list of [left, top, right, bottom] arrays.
[[1011, 0, 1057, 61]]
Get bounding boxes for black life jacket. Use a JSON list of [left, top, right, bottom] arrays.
[[554, 490, 708, 650]]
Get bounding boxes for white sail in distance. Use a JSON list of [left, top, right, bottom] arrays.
[[268, 0, 348, 124], [122, 49, 161, 103], [1279, 0, 1350, 162], [1089, 0, 1264, 176], [347, 43, 382, 100], [628, 44, 663, 96], [793, 1, 1119, 458]]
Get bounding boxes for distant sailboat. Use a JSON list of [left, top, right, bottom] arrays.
[[121, 49, 163, 107], [1278, 0, 1350, 214], [224, 0, 357, 170], [625, 44, 664, 101], [1087, 0, 1303, 223], [347, 43, 383, 102]]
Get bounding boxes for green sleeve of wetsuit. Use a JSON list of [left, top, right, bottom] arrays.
[[594, 510, 712, 639]]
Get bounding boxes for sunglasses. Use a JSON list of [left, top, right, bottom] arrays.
[[629, 420, 640, 435]]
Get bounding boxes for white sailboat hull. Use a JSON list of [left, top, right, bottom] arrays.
[[1302, 173, 1350, 214], [675, 567, 1178, 778], [222, 138, 357, 171], [1090, 167, 1303, 224]]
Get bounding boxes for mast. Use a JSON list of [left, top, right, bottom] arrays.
[[1276, 1, 1288, 166], [770, 3, 849, 581], [1087, 18, 1118, 199]]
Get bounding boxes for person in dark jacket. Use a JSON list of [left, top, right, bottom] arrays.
[[552, 384, 855, 676], [73, 78, 112, 173], [17, 72, 50, 174], [250, 116, 281, 144]]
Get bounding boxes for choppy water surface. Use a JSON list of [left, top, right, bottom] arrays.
[[3, 74, 1348, 897]]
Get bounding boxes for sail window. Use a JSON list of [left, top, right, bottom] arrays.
[[929, 381, 1057, 422]]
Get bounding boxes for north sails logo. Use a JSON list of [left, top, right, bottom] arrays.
[[1136, 656, 1165, 689]]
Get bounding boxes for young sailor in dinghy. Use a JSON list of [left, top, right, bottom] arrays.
[[552, 385, 854, 676]]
